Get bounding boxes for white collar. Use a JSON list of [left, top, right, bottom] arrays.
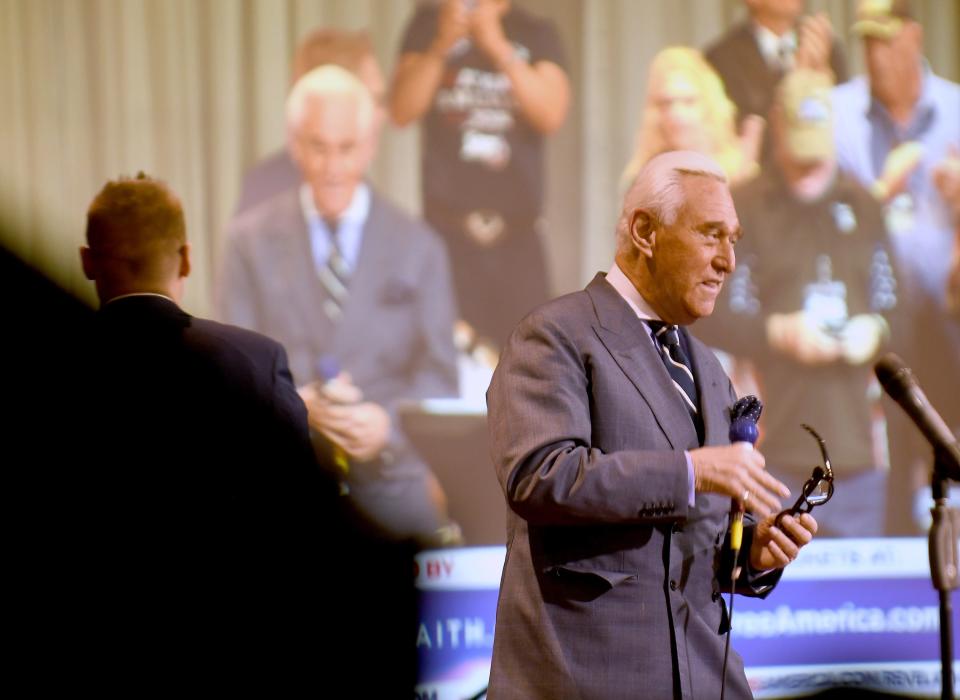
[[299, 181, 371, 227], [105, 292, 175, 304], [753, 22, 797, 68], [605, 262, 662, 323]]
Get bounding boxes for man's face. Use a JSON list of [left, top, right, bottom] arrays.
[[291, 94, 375, 218], [644, 176, 740, 325], [745, 0, 804, 25], [864, 23, 921, 108], [653, 71, 709, 153]]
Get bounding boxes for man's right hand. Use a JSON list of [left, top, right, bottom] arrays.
[[872, 141, 924, 202], [690, 443, 790, 519], [766, 311, 843, 365], [795, 12, 835, 75], [430, 0, 471, 57]]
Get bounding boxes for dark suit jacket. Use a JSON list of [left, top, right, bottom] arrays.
[[66, 295, 355, 673], [486, 275, 777, 700], [41, 294, 419, 691], [219, 187, 459, 541], [706, 20, 848, 123]]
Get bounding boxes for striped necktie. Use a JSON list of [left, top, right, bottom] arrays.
[[647, 321, 700, 421], [317, 217, 349, 321]]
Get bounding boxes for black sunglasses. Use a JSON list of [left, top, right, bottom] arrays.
[[776, 423, 835, 526]]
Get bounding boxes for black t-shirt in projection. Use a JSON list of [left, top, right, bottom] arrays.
[[695, 172, 900, 474], [399, 4, 566, 220]]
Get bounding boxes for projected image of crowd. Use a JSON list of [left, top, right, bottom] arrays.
[[5, 0, 960, 693], [210, 0, 957, 544]]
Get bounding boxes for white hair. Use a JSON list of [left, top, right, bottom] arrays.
[[285, 63, 374, 133], [616, 150, 726, 253]]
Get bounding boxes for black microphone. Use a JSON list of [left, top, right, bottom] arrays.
[[874, 353, 960, 480]]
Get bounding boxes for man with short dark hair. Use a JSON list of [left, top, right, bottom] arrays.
[[77, 172, 345, 675], [486, 150, 817, 698]]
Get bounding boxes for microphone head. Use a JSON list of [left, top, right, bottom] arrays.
[[729, 395, 763, 445], [874, 353, 915, 402], [316, 355, 341, 382], [729, 418, 759, 445]]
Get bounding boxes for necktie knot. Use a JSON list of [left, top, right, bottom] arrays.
[[776, 41, 793, 72], [650, 322, 681, 350]]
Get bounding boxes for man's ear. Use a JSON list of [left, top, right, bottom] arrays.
[[629, 209, 657, 258], [178, 243, 191, 279], [80, 246, 96, 281]]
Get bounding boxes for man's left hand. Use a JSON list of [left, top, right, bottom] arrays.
[[932, 146, 960, 223], [470, 0, 512, 66], [838, 314, 886, 365], [749, 512, 818, 570]]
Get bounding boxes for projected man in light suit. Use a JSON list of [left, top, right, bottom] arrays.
[[219, 65, 460, 547], [486, 151, 818, 699]]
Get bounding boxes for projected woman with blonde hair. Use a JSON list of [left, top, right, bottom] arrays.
[[622, 46, 762, 189]]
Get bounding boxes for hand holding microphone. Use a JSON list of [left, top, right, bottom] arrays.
[[309, 356, 362, 476], [310, 356, 393, 465], [689, 395, 789, 521]]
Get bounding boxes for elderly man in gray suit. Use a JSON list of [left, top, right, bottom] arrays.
[[219, 64, 459, 548], [486, 150, 819, 699]]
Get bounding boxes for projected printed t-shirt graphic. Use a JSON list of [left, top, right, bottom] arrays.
[[435, 50, 525, 170]]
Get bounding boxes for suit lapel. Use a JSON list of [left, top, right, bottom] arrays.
[[586, 275, 699, 450]]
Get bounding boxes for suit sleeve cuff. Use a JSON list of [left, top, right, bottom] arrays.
[[685, 451, 696, 507]]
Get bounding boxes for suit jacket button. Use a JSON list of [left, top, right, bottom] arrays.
[[669, 580, 678, 591]]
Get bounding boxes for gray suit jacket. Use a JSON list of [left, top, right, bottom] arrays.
[[486, 274, 777, 700], [218, 187, 459, 541]]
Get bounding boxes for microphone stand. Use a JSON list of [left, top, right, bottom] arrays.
[[929, 450, 959, 700]]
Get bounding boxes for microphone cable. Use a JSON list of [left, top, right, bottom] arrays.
[[721, 395, 762, 700], [720, 557, 739, 700]]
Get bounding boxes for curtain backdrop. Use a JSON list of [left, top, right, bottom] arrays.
[[2, 0, 957, 316]]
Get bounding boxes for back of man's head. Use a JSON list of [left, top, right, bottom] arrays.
[[83, 173, 187, 302]]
